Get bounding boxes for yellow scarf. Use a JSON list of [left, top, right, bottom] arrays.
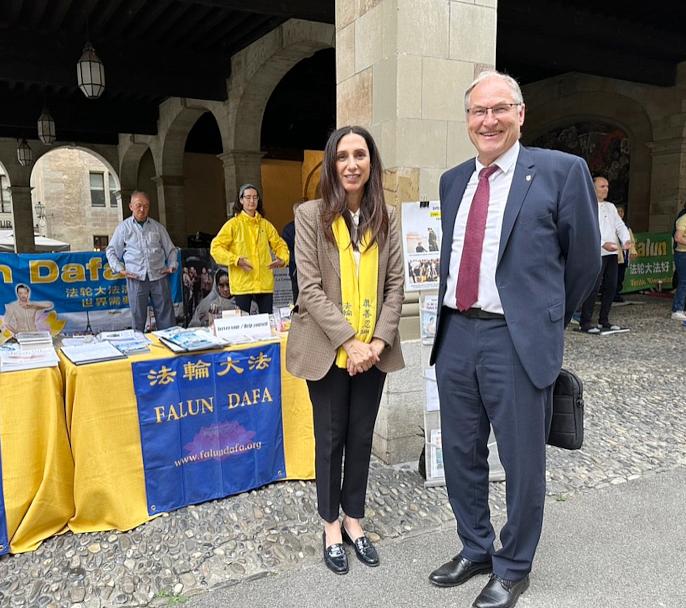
[[332, 214, 379, 368]]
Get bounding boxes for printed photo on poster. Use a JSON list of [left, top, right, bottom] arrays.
[[420, 293, 438, 345], [401, 201, 442, 291], [429, 428, 444, 480]]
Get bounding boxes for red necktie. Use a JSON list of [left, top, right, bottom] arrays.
[[455, 164, 499, 311]]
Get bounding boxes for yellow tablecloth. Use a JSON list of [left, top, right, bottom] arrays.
[[0, 365, 74, 553], [61, 335, 314, 533]]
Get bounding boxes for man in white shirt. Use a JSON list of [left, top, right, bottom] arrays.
[[579, 176, 631, 333], [106, 191, 178, 332], [429, 71, 599, 608]]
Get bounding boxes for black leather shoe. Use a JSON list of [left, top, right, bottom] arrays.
[[322, 532, 348, 575], [429, 553, 492, 587], [472, 574, 530, 608], [341, 527, 379, 567]]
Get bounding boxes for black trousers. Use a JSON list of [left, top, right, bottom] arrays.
[[233, 293, 273, 315], [580, 255, 618, 328], [306, 365, 386, 522]]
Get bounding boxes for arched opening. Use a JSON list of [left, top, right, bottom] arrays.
[[135, 148, 160, 220], [29, 146, 121, 251], [183, 111, 226, 245], [0, 161, 12, 231], [259, 48, 335, 233], [528, 121, 631, 208]]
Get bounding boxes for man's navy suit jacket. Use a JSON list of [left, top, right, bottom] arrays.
[[430, 145, 601, 389]]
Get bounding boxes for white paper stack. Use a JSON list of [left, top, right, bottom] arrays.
[[0, 345, 59, 372], [16, 331, 53, 351]]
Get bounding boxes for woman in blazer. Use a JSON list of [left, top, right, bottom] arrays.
[[286, 126, 404, 575]]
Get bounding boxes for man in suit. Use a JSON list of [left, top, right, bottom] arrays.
[[428, 71, 600, 608]]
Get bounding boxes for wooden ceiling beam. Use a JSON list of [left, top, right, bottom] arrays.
[[174, 0, 334, 24], [47, 0, 74, 31]]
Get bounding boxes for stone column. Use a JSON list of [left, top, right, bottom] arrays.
[[219, 150, 264, 216], [647, 137, 686, 232], [152, 175, 186, 247], [336, 0, 497, 465], [10, 186, 35, 253]]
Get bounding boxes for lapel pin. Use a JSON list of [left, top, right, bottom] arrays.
[[526, 174, 532, 181]]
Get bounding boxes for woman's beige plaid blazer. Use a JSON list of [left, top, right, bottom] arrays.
[[286, 199, 405, 381]]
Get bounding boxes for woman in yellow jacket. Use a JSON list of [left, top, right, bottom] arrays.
[[210, 184, 289, 314]]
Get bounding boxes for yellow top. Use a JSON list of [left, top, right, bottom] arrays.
[[210, 211, 289, 295]]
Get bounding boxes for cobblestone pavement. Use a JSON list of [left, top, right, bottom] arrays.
[[1, 296, 684, 608]]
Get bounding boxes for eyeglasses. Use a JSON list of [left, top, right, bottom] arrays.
[[466, 103, 521, 118], [242, 195, 259, 201]]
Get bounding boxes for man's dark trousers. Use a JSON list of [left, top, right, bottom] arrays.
[[580, 254, 617, 328], [435, 310, 552, 582]]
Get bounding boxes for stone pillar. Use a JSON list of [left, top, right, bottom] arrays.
[[647, 137, 686, 232], [219, 150, 264, 216], [152, 175, 186, 247], [336, 0, 497, 465], [10, 186, 35, 253]]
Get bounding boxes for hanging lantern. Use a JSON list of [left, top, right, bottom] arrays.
[[17, 139, 33, 166], [76, 42, 105, 99], [37, 107, 56, 145]]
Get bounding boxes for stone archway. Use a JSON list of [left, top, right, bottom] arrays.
[[223, 19, 335, 212], [523, 75, 654, 230], [29, 144, 122, 251]]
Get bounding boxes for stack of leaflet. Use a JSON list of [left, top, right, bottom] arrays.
[[0, 341, 59, 372], [60, 341, 127, 365], [154, 327, 227, 353], [98, 330, 151, 355], [16, 331, 53, 350]]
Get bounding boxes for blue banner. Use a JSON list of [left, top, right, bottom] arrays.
[[0, 251, 182, 313], [0, 251, 182, 336], [0, 441, 9, 556], [132, 343, 285, 515]]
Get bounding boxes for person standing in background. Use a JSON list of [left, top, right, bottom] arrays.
[[281, 201, 303, 304], [671, 203, 686, 320], [106, 191, 177, 332], [579, 176, 631, 333], [613, 205, 636, 302], [210, 184, 289, 315]]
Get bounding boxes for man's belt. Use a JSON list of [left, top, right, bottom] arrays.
[[447, 306, 505, 320]]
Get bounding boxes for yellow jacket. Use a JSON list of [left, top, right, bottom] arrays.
[[210, 211, 289, 295]]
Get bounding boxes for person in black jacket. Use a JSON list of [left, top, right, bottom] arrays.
[[281, 201, 303, 304]]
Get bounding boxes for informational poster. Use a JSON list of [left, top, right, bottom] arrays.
[[0, 251, 182, 338], [401, 201, 442, 291], [420, 293, 438, 345], [132, 342, 285, 516], [622, 232, 674, 293], [429, 428, 444, 480]]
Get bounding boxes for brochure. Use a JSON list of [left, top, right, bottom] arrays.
[[154, 327, 227, 353], [61, 342, 128, 365], [0, 346, 59, 372]]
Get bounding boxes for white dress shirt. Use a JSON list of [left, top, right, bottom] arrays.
[[443, 141, 520, 314], [597, 201, 630, 257]]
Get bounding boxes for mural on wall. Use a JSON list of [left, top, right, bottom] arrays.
[[530, 122, 631, 207]]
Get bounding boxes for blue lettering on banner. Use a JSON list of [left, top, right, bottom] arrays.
[[0, 251, 182, 314], [132, 343, 285, 515], [0, 442, 9, 556]]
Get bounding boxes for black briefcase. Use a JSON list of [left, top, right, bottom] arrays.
[[548, 368, 584, 450]]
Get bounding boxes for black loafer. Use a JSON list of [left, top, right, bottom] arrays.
[[472, 574, 530, 608], [429, 553, 492, 587], [322, 532, 348, 575], [341, 527, 379, 567]]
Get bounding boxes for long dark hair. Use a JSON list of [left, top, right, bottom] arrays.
[[320, 126, 388, 248], [233, 183, 265, 217]]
